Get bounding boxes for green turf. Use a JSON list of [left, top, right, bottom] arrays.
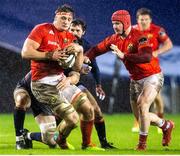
[[0, 113, 180, 155]]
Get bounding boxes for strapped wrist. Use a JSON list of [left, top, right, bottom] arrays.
[[45, 52, 54, 60]]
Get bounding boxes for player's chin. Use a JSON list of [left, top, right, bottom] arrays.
[[62, 25, 69, 30]]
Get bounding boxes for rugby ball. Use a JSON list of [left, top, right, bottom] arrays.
[[58, 54, 76, 69]]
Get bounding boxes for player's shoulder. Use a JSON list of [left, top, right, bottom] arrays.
[[151, 23, 164, 32], [82, 38, 90, 45], [107, 34, 120, 42], [33, 23, 52, 32], [65, 31, 76, 39], [131, 27, 145, 37]]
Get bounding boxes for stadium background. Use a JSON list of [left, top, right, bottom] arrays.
[[0, 0, 180, 114]]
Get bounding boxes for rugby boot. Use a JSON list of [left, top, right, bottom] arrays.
[[101, 141, 118, 149], [54, 132, 75, 150], [136, 143, 147, 151], [162, 120, 175, 146], [82, 143, 105, 151], [22, 129, 33, 149], [16, 136, 26, 150]]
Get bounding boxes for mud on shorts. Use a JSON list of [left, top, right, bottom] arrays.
[[130, 72, 164, 103], [31, 81, 82, 118], [14, 85, 53, 117]]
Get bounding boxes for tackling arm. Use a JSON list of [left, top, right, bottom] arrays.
[[72, 44, 84, 72]]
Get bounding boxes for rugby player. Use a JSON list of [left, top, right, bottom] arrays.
[[131, 8, 173, 133], [20, 4, 103, 151], [69, 19, 116, 149], [85, 10, 174, 150]]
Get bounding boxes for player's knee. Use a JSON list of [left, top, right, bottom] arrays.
[[73, 92, 94, 120], [83, 105, 94, 121], [94, 112, 103, 122], [72, 92, 88, 109], [14, 91, 31, 109], [94, 105, 102, 115]]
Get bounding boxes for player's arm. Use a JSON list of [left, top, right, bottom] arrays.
[[153, 28, 173, 57], [21, 38, 49, 60], [56, 71, 80, 90], [90, 60, 101, 85], [21, 25, 67, 61], [71, 44, 84, 72], [153, 38, 173, 57], [67, 71, 80, 85], [90, 60, 105, 100], [85, 36, 112, 60], [111, 37, 152, 64], [21, 38, 67, 61]]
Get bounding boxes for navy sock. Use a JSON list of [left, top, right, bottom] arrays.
[[94, 120, 107, 143], [30, 132, 42, 142], [14, 107, 26, 136]]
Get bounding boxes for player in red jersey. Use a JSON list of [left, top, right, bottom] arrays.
[[131, 8, 173, 133], [85, 10, 174, 150], [21, 4, 103, 151], [69, 19, 116, 149]]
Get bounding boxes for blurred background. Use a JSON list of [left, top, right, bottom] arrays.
[[0, 0, 180, 114]]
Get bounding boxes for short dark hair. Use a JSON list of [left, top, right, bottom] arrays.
[[71, 19, 87, 31], [136, 8, 152, 19], [55, 4, 74, 17]]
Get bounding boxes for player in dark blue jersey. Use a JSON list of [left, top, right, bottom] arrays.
[[69, 19, 116, 149], [13, 71, 57, 149]]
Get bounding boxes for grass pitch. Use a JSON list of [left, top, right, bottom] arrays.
[[0, 113, 180, 155]]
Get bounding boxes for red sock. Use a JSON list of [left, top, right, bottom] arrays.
[[56, 133, 66, 144], [157, 113, 164, 119], [139, 134, 147, 145], [80, 120, 94, 146]]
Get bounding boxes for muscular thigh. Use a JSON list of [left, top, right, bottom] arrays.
[[32, 82, 75, 119], [137, 73, 164, 107]]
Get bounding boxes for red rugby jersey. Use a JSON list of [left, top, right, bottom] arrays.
[[133, 23, 169, 51], [86, 28, 161, 80], [27, 23, 76, 80]]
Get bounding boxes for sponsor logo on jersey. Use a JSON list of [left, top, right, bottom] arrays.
[[138, 37, 148, 45], [48, 41, 58, 46], [49, 30, 54, 35], [147, 33, 153, 39], [64, 38, 69, 43]]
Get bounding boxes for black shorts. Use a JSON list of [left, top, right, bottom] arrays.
[[16, 79, 53, 117]]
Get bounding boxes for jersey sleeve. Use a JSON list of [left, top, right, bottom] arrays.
[[28, 24, 45, 44], [157, 27, 169, 43], [124, 35, 152, 64], [90, 59, 101, 85], [86, 35, 113, 60]]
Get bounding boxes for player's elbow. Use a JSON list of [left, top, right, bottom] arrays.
[[21, 48, 29, 59], [21, 46, 32, 59], [168, 40, 173, 49], [165, 38, 173, 51]]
